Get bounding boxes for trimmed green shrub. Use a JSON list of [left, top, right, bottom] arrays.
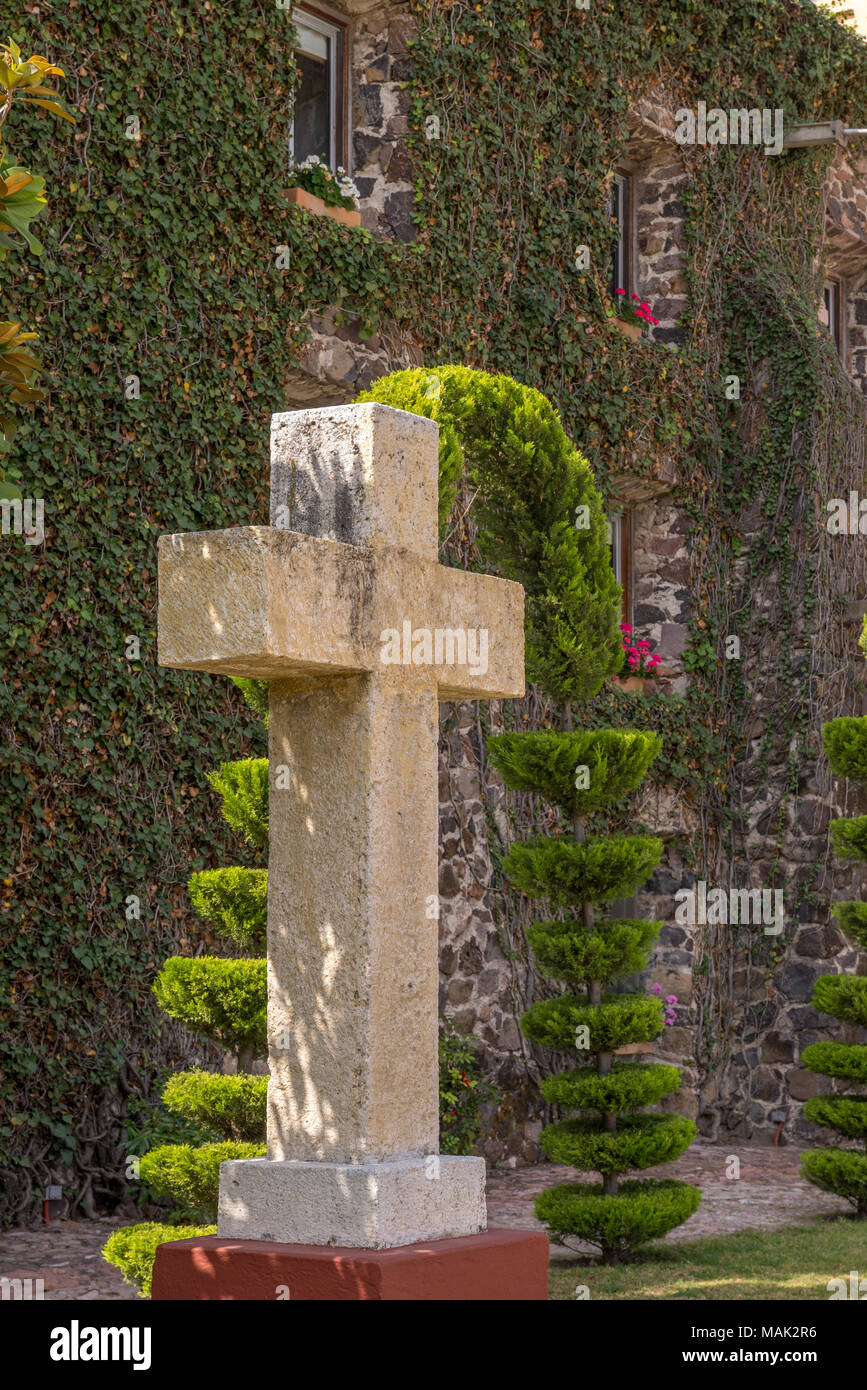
[[522, 993, 664, 1053], [823, 717, 867, 782], [489, 719, 699, 1262], [542, 1060, 683, 1113], [502, 834, 665, 907], [162, 1071, 268, 1142], [153, 957, 266, 1053], [487, 729, 661, 819], [539, 1113, 696, 1173], [230, 677, 269, 724], [187, 867, 268, 949], [829, 814, 867, 862], [804, 703, 867, 1216], [103, 1222, 217, 1300], [811, 975, 867, 1029], [802, 1096, 867, 1140], [535, 1179, 701, 1259], [527, 917, 660, 985], [801, 1150, 867, 1214], [802, 1042, 867, 1085], [207, 758, 269, 849], [139, 1141, 265, 1218], [359, 366, 623, 702], [831, 901, 867, 952]]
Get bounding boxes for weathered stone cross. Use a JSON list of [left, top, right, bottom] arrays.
[[158, 404, 524, 1248]]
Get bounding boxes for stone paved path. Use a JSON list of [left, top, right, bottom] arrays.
[[0, 1217, 138, 1300], [0, 1142, 850, 1296]]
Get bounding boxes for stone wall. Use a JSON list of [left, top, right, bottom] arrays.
[[284, 0, 417, 407], [288, 49, 867, 1159]]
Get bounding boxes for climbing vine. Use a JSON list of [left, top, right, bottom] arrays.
[[3, 0, 867, 1217]]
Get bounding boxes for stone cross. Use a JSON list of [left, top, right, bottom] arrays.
[[158, 404, 524, 1248]]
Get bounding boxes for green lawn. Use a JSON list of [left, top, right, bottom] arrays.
[[547, 1219, 867, 1300]]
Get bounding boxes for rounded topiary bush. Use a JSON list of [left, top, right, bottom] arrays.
[[162, 1071, 268, 1142], [103, 1222, 217, 1299], [539, 1113, 696, 1174], [139, 1140, 265, 1217], [521, 993, 665, 1053], [535, 1179, 701, 1260], [542, 1060, 683, 1112], [187, 867, 268, 949], [801, 1150, 867, 1214], [153, 956, 267, 1054]]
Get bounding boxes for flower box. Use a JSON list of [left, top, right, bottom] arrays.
[[611, 317, 644, 342], [609, 672, 671, 695], [610, 674, 648, 693], [282, 185, 361, 229]]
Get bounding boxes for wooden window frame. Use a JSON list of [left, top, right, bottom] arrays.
[[610, 171, 633, 300], [608, 510, 632, 625], [291, 4, 349, 172], [822, 277, 844, 358]]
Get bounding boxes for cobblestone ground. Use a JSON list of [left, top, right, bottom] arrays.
[[0, 1142, 850, 1297]]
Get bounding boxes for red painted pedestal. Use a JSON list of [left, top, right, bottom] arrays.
[[152, 1228, 548, 1301]]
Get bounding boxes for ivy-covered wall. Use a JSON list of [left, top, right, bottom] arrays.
[[4, 0, 867, 1218]]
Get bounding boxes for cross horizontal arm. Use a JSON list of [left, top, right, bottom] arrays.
[[157, 527, 372, 682], [158, 525, 526, 700]]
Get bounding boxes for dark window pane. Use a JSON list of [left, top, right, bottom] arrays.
[[609, 179, 622, 298], [295, 51, 330, 164]]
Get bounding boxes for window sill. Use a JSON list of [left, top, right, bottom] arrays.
[[282, 186, 361, 229]]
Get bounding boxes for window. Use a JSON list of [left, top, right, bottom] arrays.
[[291, 8, 347, 171], [821, 278, 844, 356], [606, 511, 632, 623], [609, 172, 631, 298]]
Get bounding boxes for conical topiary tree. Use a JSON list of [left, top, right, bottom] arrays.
[[800, 709, 867, 1216], [104, 678, 270, 1296], [487, 729, 701, 1262]]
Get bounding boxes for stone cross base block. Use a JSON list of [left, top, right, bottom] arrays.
[[151, 1229, 550, 1301], [218, 1155, 486, 1249]]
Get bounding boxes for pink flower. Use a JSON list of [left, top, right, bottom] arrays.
[[619, 622, 633, 633], [637, 640, 651, 652], [666, 995, 678, 1004], [615, 287, 626, 296], [650, 983, 662, 994], [647, 655, 661, 666], [630, 293, 639, 300]]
